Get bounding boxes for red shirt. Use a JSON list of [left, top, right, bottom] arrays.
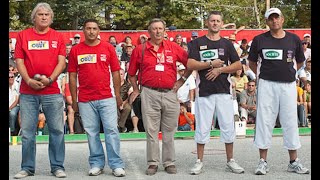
[[68, 41, 120, 102], [14, 28, 66, 95], [128, 40, 188, 89], [178, 112, 195, 130]]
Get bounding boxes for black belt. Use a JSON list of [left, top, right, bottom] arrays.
[[143, 86, 172, 93]]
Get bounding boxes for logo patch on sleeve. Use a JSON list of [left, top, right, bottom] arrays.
[[78, 54, 97, 64], [28, 41, 49, 50]]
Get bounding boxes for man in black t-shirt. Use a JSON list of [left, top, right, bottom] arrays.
[[187, 10, 244, 175], [248, 7, 309, 175]]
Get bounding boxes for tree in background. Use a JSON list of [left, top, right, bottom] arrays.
[[9, 0, 311, 31]]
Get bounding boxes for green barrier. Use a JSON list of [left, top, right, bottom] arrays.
[[10, 127, 311, 145]]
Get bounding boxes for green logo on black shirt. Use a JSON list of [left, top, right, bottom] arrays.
[[265, 51, 280, 58], [202, 51, 215, 58]]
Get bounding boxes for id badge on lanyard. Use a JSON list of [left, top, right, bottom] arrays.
[[153, 51, 165, 72]]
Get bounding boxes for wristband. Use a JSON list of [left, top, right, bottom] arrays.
[[209, 61, 213, 68], [218, 67, 222, 74], [48, 77, 53, 85]]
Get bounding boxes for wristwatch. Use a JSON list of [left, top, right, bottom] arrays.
[[48, 77, 53, 85]]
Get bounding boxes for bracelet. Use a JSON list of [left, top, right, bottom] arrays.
[[209, 61, 213, 68], [48, 77, 53, 85]]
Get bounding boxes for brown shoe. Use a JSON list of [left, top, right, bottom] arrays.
[[165, 165, 177, 174], [146, 165, 158, 175]]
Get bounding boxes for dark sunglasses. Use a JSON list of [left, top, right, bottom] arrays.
[[302, 42, 308, 45], [74, 37, 80, 39], [9, 76, 14, 78]]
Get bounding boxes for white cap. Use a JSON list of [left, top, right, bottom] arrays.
[[177, 64, 186, 71], [265, 8, 282, 19], [303, 33, 311, 38]]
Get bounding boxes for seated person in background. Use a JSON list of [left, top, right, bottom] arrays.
[[231, 67, 248, 103], [303, 80, 311, 121], [296, 79, 308, 127], [178, 103, 195, 131], [239, 80, 257, 124], [118, 69, 133, 133], [9, 72, 20, 136], [177, 64, 196, 112]]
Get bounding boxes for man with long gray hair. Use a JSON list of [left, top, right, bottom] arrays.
[[13, 2, 67, 179]]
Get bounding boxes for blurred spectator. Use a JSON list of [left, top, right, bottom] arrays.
[[178, 103, 195, 131], [117, 69, 133, 133], [303, 80, 311, 121], [176, 64, 196, 112], [191, 31, 198, 41], [239, 80, 257, 124], [229, 34, 241, 56], [73, 33, 81, 45], [175, 34, 183, 46], [303, 33, 311, 48], [297, 41, 311, 87], [296, 79, 308, 127], [121, 43, 134, 63], [180, 42, 188, 52], [231, 67, 248, 103], [9, 72, 20, 136], [109, 35, 123, 59]]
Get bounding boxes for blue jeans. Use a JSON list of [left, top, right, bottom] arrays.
[[178, 124, 191, 131], [9, 105, 20, 133], [78, 97, 124, 169], [19, 94, 65, 174]]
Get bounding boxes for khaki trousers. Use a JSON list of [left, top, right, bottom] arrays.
[[141, 87, 179, 168]]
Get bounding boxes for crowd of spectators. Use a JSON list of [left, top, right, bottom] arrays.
[[8, 31, 311, 136]]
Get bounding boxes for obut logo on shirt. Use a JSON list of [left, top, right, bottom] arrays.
[[262, 49, 283, 61], [78, 54, 97, 64], [28, 41, 49, 50], [199, 49, 218, 61]]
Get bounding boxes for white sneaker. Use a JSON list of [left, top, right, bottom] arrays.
[[190, 159, 203, 175], [226, 159, 244, 174], [52, 169, 67, 178], [132, 128, 139, 133], [112, 168, 126, 177], [14, 170, 33, 179], [255, 158, 269, 175], [89, 167, 103, 176], [287, 158, 310, 174]]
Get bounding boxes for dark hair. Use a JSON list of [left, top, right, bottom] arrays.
[[207, 11, 224, 21], [241, 39, 247, 44], [83, 19, 100, 29], [248, 79, 256, 85]]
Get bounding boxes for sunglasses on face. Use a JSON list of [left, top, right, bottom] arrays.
[[74, 37, 80, 39], [9, 76, 14, 78]]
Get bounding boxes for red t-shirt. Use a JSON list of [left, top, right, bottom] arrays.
[[14, 28, 66, 95], [178, 112, 195, 130], [128, 40, 188, 89], [68, 41, 120, 102]]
